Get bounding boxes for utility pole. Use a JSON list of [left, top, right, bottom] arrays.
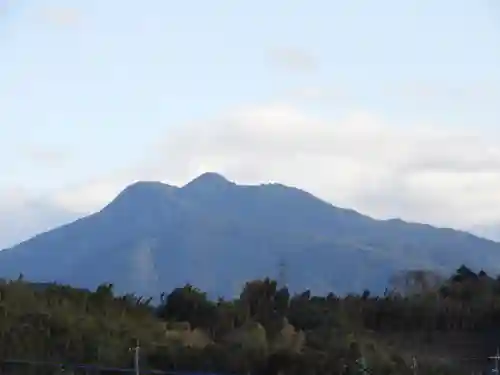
[[277, 257, 288, 288], [489, 348, 500, 375], [129, 340, 140, 375], [411, 356, 418, 375], [356, 356, 369, 375]]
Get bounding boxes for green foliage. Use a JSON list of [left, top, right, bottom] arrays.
[[1, 266, 500, 374]]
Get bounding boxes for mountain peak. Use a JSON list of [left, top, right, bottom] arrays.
[[119, 181, 173, 196], [104, 181, 175, 211], [182, 172, 232, 190]]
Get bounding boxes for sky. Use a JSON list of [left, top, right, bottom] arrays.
[[0, 0, 500, 246]]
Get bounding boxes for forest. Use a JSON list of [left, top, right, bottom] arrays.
[[1, 265, 500, 375]]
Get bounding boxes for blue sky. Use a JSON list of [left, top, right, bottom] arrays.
[[0, 0, 499, 243]]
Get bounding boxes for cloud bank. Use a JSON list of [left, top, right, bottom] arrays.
[[45, 103, 500, 231]]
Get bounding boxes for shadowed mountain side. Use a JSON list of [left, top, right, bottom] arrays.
[[1, 172, 499, 298]]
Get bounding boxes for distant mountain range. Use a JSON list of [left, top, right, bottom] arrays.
[[1, 172, 500, 298]]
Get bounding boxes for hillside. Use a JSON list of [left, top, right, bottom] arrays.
[[0, 172, 499, 298]]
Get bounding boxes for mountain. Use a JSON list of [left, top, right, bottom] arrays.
[[0, 198, 79, 249], [1, 172, 500, 298], [469, 224, 500, 242]]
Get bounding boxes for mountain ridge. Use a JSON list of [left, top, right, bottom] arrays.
[[1, 173, 499, 298]]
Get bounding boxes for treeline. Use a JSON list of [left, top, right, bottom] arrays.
[[0, 266, 499, 375]]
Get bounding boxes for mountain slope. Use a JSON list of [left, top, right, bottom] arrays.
[[1, 172, 499, 298], [0, 198, 78, 249], [469, 224, 500, 242]]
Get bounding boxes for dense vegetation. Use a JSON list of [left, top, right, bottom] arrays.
[[1, 266, 500, 375]]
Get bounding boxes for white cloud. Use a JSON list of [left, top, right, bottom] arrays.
[[22, 147, 69, 167], [287, 87, 352, 103], [39, 102, 500, 231], [0, 189, 79, 248], [50, 172, 142, 214], [268, 48, 318, 73], [40, 5, 82, 28], [398, 82, 500, 105]]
